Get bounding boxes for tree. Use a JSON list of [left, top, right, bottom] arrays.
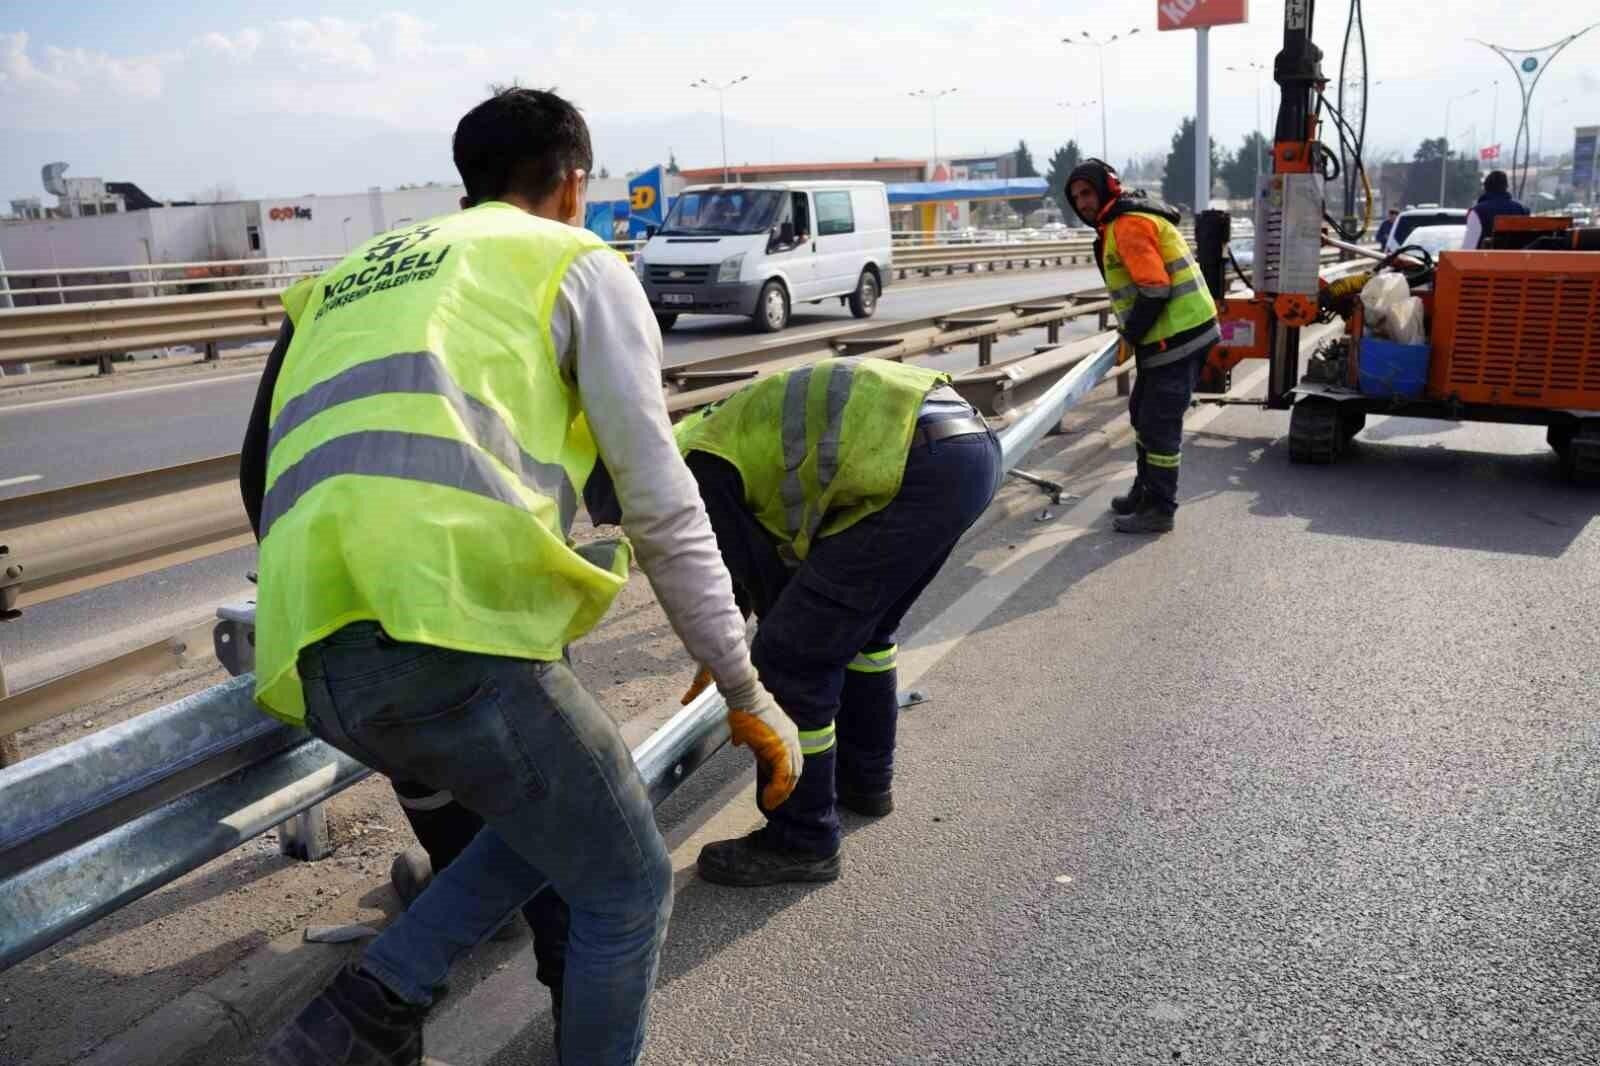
[[1220, 132, 1271, 200], [1045, 140, 1084, 222], [1014, 139, 1039, 178], [1402, 138, 1478, 208], [666, 151, 681, 176], [598, 165, 611, 180], [1161, 117, 1221, 210]]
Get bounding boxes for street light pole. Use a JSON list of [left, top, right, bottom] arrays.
[[1442, 88, 1481, 205], [690, 76, 751, 183], [1056, 100, 1098, 154], [1063, 29, 1140, 164], [910, 88, 958, 175], [1225, 62, 1269, 193]]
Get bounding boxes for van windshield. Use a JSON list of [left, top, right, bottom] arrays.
[[660, 190, 783, 236]]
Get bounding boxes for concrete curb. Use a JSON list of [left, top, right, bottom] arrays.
[[78, 381, 1138, 1066], [80, 919, 383, 1066]]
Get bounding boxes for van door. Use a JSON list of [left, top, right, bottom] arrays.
[[813, 189, 859, 295], [767, 190, 818, 300]]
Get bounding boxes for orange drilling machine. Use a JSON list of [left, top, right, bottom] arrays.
[[1194, 0, 1600, 483]]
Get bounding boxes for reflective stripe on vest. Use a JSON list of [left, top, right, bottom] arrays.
[[1100, 214, 1216, 346], [675, 357, 949, 563], [253, 203, 628, 725], [262, 351, 578, 536]]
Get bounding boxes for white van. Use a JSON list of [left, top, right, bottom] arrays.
[[634, 181, 893, 333]]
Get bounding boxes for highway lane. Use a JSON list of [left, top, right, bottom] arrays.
[[0, 266, 1100, 499], [406, 369, 1600, 1066]]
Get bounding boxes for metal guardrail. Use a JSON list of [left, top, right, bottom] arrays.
[[0, 240, 1104, 371], [0, 332, 1118, 971], [0, 283, 1114, 762]]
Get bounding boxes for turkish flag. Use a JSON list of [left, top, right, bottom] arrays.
[[1480, 144, 1501, 161]]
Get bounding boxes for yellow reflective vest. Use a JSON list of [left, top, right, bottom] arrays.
[[1101, 210, 1217, 368], [674, 358, 949, 563], [254, 203, 630, 725]]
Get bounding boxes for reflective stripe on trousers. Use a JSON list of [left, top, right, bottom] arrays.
[[847, 645, 898, 674], [799, 722, 837, 756]]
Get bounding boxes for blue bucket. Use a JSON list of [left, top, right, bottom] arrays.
[[1358, 338, 1430, 399]]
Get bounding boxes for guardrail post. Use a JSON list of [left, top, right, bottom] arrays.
[[1047, 321, 1061, 345], [279, 804, 331, 861], [1118, 366, 1132, 396], [977, 335, 994, 368], [96, 353, 115, 376], [0, 651, 19, 769], [0, 544, 21, 764], [204, 341, 219, 363]]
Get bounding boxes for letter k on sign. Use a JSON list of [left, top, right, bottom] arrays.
[[1156, 0, 1249, 32]]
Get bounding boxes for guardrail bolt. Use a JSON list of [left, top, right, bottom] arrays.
[[0, 547, 20, 621]]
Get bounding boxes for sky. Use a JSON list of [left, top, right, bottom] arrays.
[[2, 1, 1598, 204]]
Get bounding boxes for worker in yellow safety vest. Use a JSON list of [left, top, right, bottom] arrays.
[[662, 357, 1004, 885], [1068, 158, 1220, 533], [240, 88, 802, 1066]]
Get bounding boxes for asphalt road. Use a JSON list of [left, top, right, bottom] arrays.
[[408, 366, 1600, 1065], [0, 266, 1099, 687]]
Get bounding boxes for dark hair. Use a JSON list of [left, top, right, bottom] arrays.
[[1484, 169, 1510, 194], [453, 87, 593, 205]]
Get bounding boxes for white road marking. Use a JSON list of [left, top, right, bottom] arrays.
[[0, 370, 263, 415], [0, 474, 42, 489]]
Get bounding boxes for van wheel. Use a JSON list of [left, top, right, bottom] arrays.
[[654, 313, 678, 332], [849, 270, 880, 318], [753, 280, 789, 333]]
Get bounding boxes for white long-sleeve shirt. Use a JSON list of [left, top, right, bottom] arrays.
[[550, 249, 755, 690], [1461, 210, 1484, 252]]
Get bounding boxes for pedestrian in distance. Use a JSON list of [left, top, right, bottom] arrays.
[[1462, 170, 1529, 250]]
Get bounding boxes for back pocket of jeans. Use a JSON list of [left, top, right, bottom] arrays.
[[359, 680, 548, 816]]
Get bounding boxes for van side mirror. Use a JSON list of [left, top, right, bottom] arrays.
[[779, 221, 796, 245], [645, 225, 658, 239]]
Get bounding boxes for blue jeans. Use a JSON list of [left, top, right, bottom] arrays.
[[299, 625, 672, 1066]]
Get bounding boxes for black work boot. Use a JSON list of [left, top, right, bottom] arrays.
[[390, 847, 521, 942], [264, 964, 430, 1066], [1113, 505, 1176, 534], [697, 830, 841, 886], [1110, 482, 1146, 516], [836, 785, 894, 817]]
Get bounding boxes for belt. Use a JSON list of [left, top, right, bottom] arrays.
[[910, 414, 990, 449]]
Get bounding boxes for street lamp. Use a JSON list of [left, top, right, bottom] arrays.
[[1537, 96, 1570, 170], [909, 88, 959, 175], [690, 75, 750, 184], [1225, 62, 1269, 193], [1441, 88, 1481, 205], [341, 216, 353, 253], [1062, 29, 1140, 162], [1056, 99, 1098, 152]]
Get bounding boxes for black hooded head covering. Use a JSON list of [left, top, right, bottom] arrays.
[[1065, 157, 1181, 228]]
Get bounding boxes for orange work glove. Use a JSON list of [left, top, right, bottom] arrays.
[[717, 674, 803, 810], [680, 664, 715, 705]]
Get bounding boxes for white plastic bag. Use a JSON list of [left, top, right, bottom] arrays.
[[1389, 296, 1427, 345], [1360, 274, 1411, 338]]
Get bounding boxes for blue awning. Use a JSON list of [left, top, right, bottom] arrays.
[[886, 178, 1049, 205]]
